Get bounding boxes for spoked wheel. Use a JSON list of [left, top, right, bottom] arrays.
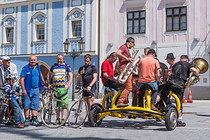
[[68, 98, 88, 128], [0, 106, 5, 123], [41, 99, 69, 128], [89, 104, 103, 127], [38, 98, 45, 123], [165, 107, 178, 131]]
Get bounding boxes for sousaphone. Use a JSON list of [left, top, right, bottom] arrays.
[[185, 58, 209, 88]]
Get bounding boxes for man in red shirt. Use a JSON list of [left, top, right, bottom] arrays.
[[116, 37, 135, 107], [101, 52, 122, 90]]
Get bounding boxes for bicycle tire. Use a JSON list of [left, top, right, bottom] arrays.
[[37, 98, 45, 123], [0, 102, 7, 124], [68, 98, 88, 128], [0, 105, 4, 123], [41, 98, 69, 128]]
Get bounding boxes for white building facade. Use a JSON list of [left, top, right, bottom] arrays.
[[99, 0, 210, 99]]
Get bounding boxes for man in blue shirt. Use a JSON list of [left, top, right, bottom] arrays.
[[20, 55, 43, 126]]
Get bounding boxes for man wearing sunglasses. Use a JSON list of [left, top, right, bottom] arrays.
[[0, 56, 19, 89]]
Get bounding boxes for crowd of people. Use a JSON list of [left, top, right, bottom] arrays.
[[0, 37, 200, 128]]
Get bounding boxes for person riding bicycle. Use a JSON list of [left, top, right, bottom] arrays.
[[77, 54, 97, 110], [159, 55, 200, 127], [4, 74, 24, 128], [47, 54, 73, 125], [137, 49, 161, 110], [101, 52, 122, 108]]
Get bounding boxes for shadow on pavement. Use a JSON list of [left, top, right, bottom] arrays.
[[84, 119, 166, 131], [196, 114, 210, 117], [0, 125, 124, 140]]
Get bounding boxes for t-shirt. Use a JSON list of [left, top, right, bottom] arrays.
[[101, 59, 114, 84], [138, 56, 160, 83], [171, 61, 193, 82], [49, 63, 71, 88], [20, 65, 39, 88], [118, 44, 130, 68], [78, 64, 97, 88]]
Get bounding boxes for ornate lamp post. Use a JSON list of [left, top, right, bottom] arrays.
[[63, 38, 85, 101]]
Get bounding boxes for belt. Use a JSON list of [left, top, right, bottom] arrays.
[[31, 87, 38, 89]]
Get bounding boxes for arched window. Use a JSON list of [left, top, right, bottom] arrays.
[[1, 15, 16, 55], [32, 11, 47, 41], [68, 8, 84, 38], [2, 15, 15, 43]]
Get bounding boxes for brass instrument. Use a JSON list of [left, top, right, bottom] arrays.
[[118, 47, 140, 84], [185, 58, 209, 88], [159, 62, 168, 84]]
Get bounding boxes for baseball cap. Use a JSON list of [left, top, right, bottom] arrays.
[[165, 53, 175, 60], [1, 56, 10, 60], [180, 55, 189, 60]]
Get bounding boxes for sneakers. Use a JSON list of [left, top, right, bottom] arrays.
[[24, 119, 30, 127], [55, 118, 61, 125], [151, 104, 158, 111], [177, 121, 186, 127], [31, 119, 40, 126], [61, 119, 65, 126], [116, 103, 128, 107], [15, 123, 24, 128]]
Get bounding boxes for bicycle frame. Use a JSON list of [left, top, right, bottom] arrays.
[[100, 88, 181, 121]]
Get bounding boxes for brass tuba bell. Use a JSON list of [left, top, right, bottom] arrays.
[[185, 58, 209, 88]]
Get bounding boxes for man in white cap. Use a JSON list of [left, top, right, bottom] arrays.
[[0, 56, 19, 88]]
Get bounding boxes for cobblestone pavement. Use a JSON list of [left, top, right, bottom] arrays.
[[0, 100, 210, 140]]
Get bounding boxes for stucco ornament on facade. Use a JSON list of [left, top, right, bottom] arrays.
[[5, 18, 14, 26], [2, 15, 16, 26], [32, 11, 47, 23], [68, 8, 84, 20], [35, 14, 45, 23]]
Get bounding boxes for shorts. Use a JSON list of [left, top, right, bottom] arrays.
[[22, 88, 39, 111], [83, 86, 96, 97], [54, 87, 69, 107]]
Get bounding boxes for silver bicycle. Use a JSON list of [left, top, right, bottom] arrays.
[[68, 86, 88, 128]]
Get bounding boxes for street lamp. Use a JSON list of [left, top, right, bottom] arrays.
[[63, 38, 85, 101]]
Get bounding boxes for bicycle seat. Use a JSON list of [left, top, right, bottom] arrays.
[[138, 84, 154, 94]]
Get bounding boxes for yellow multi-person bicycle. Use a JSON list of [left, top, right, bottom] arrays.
[[88, 85, 181, 131]]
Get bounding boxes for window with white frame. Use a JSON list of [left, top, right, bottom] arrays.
[[127, 10, 146, 34], [36, 24, 45, 41], [166, 6, 187, 32], [32, 12, 46, 42], [6, 27, 14, 43], [72, 20, 81, 37]]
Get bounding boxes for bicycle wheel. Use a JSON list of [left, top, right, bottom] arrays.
[[0, 103, 5, 123], [37, 98, 45, 123], [41, 98, 69, 128], [0, 101, 8, 123], [68, 98, 88, 128]]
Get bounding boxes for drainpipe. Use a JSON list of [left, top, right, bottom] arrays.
[[97, 0, 101, 98], [187, 0, 190, 57]]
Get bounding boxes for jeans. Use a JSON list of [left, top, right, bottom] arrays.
[[137, 82, 158, 91], [137, 82, 158, 106], [10, 100, 24, 124], [22, 88, 40, 110]]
